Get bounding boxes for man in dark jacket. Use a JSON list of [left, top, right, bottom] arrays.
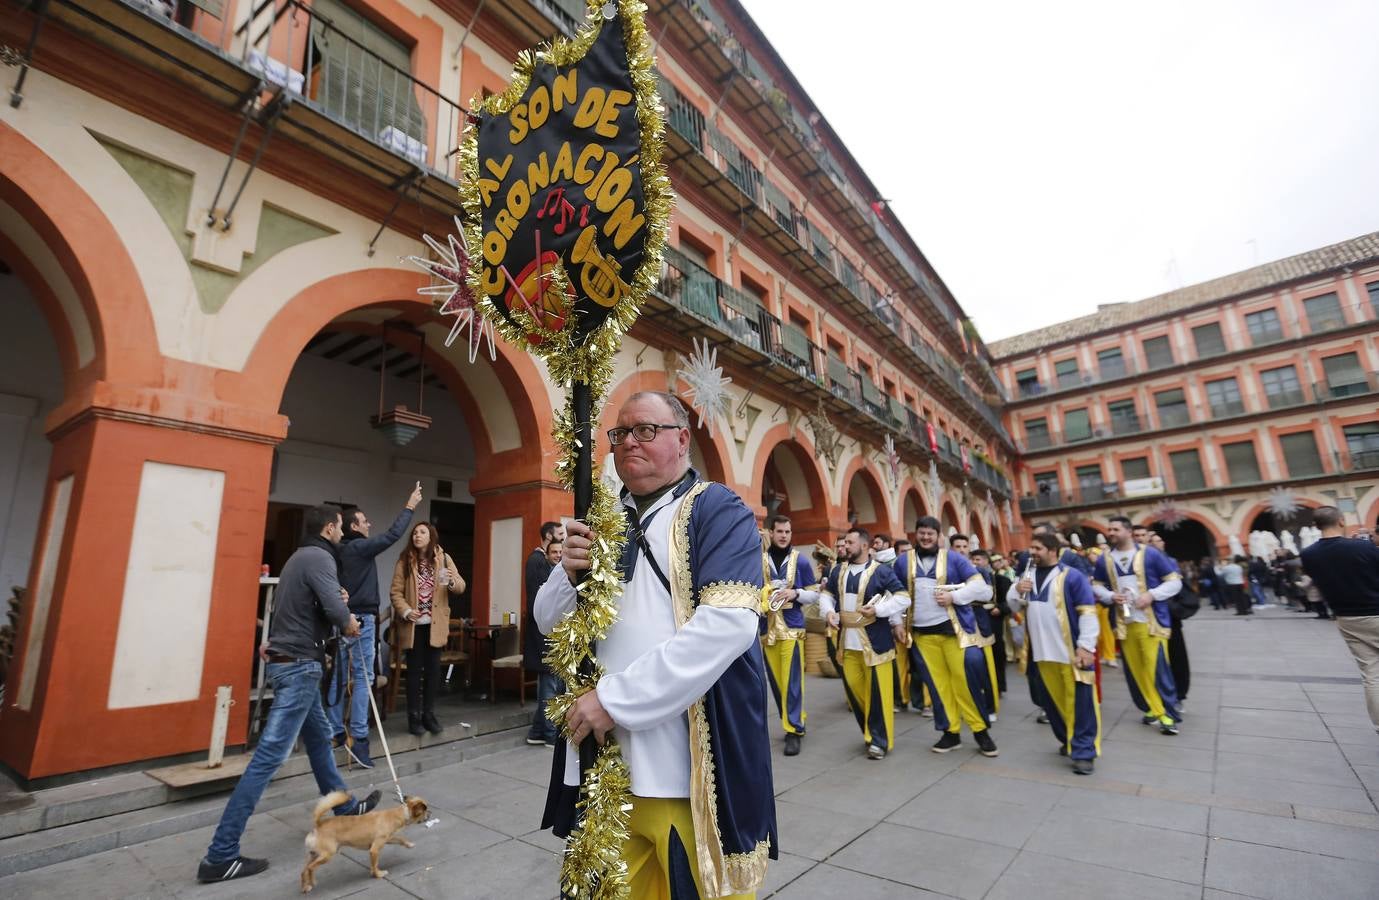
[[524, 520, 565, 746], [326, 484, 422, 766], [198, 506, 380, 884], [1300, 506, 1379, 733]]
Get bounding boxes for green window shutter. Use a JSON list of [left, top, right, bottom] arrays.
[[1280, 432, 1324, 477], [1063, 408, 1091, 441], [1222, 441, 1261, 484], [1121, 457, 1151, 481], [1143, 335, 1175, 369], [1170, 450, 1205, 490], [311, 0, 426, 150]]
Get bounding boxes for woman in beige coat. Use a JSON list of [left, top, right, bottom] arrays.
[[390, 522, 464, 735]]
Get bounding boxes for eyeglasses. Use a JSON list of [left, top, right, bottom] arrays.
[[607, 423, 683, 446]]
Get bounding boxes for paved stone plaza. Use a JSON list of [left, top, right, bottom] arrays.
[[4, 606, 1376, 899]]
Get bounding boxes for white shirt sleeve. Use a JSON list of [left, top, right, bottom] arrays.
[[1006, 582, 1027, 612], [816, 590, 836, 618], [871, 591, 910, 622], [1150, 578, 1182, 602], [949, 575, 992, 606], [534, 566, 577, 635], [1076, 609, 1099, 653], [595, 606, 758, 732], [795, 588, 821, 607], [1091, 583, 1116, 603]]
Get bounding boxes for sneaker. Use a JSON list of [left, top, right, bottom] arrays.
[[1058, 744, 1068, 757], [974, 730, 998, 757], [197, 856, 268, 883], [1158, 717, 1179, 736], [920, 707, 934, 718], [543, 740, 557, 749], [1142, 714, 1157, 726], [348, 737, 374, 769], [866, 744, 886, 760], [1103, 659, 1120, 669], [988, 714, 998, 724], [931, 732, 962, 753], [338, 789, 382, 816], [1071, 759, 1094, 775], [525, 736, 547, 746], [1036, 713, 1049, 725], [783, 733, 802, 756]]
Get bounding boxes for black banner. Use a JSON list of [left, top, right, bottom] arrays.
[[473, 18, 647, 345]]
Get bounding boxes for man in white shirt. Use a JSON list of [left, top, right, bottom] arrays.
[[1008, 531, 1101, 774], [536, 391, 774, 899], [1091, 515, 1184, 735], [819, 527, 910, 759]]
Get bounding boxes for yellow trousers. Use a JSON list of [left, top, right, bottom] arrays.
[[894, 639, 930, 708], [1095, 605, 1117, 662], [841, 650, 894, 749], [1122, 621, 1174, 720], [915, 633, 988, 734], [763, 638, 805, 735], [1035, 661, 1102, 760], [984, 645, 1000, 715], [624, 797, 755, 900]]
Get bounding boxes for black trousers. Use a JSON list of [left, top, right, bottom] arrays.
[[405, 623, 442, 718], [1167, 615, 1190, 702], [1228, 584, 1250, 615], [990, 624, 1008, 694]]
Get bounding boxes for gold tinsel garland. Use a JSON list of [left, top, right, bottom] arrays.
[[457, 2, 673, 897]]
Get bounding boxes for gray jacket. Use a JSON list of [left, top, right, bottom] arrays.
[[267, 541, 352, 662]]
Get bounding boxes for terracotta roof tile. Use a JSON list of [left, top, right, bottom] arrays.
[[989, 231, 1379, 359]]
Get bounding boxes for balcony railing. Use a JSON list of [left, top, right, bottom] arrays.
[[233, 0, 466, 179], [1208, 400, 1247, 418], [1348, 448, 1379, 471], [1156, 406, 1192, 428], [1315, 372, 1379, 400], [1109, 414, 1143, 436], [1265, 388, 1307, 409]]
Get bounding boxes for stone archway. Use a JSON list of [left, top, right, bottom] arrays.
[[755, 431, 830, 546], [845, 464, 889, 538]]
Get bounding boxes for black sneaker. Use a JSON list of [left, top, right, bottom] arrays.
[[1058, 745, 1068, 756], [338, 789, 382, 816], [1072, 759, 1094, 775], [196, 856, 268, 883], [974, 730, 998, 757], [783, 733, 801, 756], [931, 731, 962, 753], [525, 735, 547, 746], [1142, 714, 1157, 726], [1036, 713, 1049, 725], [1158, 717, 1179, 736]]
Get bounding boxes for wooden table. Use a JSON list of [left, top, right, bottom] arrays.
[[459, 622, 518, 700]]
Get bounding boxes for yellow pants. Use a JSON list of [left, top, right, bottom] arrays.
[[624, 797, 755, 900], [915, 633, 988, 734], [984, 645, 1000, 715], [1122, 621, 1174, 720], [1035, 661, 1102, 760], [841, 650, 895, 749], [763, 638, 805, 735], [1096, 605, 1117, 662]]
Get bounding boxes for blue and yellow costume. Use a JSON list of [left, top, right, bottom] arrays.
[[760, 547, 817, 739], [1009, 562, 1102, 761], [537, 472, 777, 898], [1092, 544, 1183, 727], [819, 560, 909, 756], [896, 549, 996, 739]]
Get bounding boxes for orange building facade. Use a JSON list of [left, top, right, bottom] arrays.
[[0, 0, 1015, 781], [992, 233, 1379, 561]]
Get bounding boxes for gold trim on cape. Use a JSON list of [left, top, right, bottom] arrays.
[[1045, 569, 1096, 686], [667, 481, 769, 897], [762, 550, 801, 646]]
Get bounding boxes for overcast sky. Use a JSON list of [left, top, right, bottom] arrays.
[[737, 0, 1379, 345]]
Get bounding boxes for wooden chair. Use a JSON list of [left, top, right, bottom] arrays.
[[490, 655, 535, 706]]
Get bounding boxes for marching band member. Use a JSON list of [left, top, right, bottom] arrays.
[[761, 514, 818, 756]]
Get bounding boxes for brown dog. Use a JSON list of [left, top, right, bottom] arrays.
[[300, 790, 429, 892]]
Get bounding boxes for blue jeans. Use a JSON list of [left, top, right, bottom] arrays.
[[528, 671, 563, 742], [205, 661, 355, 864], [326, 615, 375, 739]]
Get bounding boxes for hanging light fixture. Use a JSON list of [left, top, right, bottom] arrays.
[[371, 323, 432, 447]]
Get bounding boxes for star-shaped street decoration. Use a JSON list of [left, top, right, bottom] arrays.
[[404, 216, 496, 364]]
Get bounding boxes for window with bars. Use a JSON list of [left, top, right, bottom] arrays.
[[1303, 292, 1345, 333], [1204, 377, 1244, 417], [1016, 368, 1042, 396], [1279, 431, 1324, 477], [1064, 408, 1091, 442], [762, 179, 793, 233], [1143, 335, 1175, 370], [1245, 308, 1283, 345], [1108, 399, 1139, 434], [657, 75, 704, 149], [806, 219, 832, 267], [1222, 440, 1261, 484], [1169, 449, 1205, 491], [1260, 365, 1303, 408], [1368, 281, 1379, 318], [1344, 423, 1379, 470], [1155, 388, 1190, 427], [1054, 358, 1081, 389], [1121, 456, 1151, 481], [1192, 322, 1226, 359], [1322, 352, 1365, 396], [1025, 417, 1050, 449], [1076, 464, 1105, 496], [1097, 347, 1126, 380]]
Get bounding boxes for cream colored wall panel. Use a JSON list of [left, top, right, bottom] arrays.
[[0, 200, 95, 367], [488, 516, 524, 627], [15, 475, 73, 710], [108, 462, 225, 709]]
